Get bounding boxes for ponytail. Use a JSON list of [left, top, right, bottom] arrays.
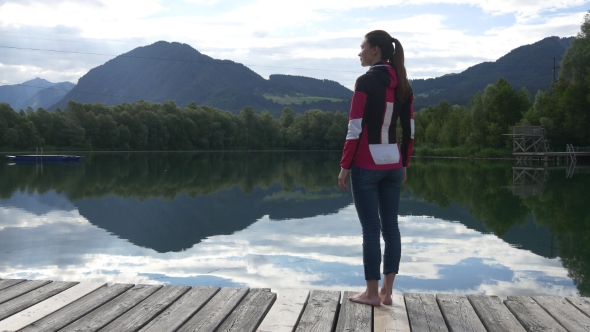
[[365, 30, 412, 102], [390, 38, 411, 102]]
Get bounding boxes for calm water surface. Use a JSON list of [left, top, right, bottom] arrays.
[[0, 152, 588, 297]]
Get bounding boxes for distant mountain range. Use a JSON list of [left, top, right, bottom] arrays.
[[50, 41, 352, 115], [0, 78, 75, 111], [0, 36, 574, 114], [411, 36, 574, 110]]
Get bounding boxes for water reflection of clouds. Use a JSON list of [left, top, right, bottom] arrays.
[[0, 195, 578, 297]]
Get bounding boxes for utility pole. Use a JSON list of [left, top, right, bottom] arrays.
[[552, 58, 560, 83], [550, 58, 560, 96]]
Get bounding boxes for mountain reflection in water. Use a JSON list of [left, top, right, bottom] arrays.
[[0, 152, 587, 297]]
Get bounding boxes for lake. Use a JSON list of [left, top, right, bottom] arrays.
[[0, 152, 588, 298]]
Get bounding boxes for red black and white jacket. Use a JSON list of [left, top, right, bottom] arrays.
[[340, 61, 414, 170]]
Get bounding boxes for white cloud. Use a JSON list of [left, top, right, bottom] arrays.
[[184, 0, 220, 4], [0, 0, 165, 28], [207, 0, 587, 18], [0, 0, 586, 87], [412, 0, 588, 20], [0, 63, 84, 85]]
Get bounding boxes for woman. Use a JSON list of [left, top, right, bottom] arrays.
[[338, 30, 414, 306]]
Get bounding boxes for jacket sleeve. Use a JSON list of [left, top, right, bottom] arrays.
[[400, 94, 415, 167], [340, 77, 368, 170]]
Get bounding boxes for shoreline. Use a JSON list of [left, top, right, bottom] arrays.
[[3, 149, 587, 162]]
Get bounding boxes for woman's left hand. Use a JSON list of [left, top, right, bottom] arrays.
[[338, 168, 350, 191]]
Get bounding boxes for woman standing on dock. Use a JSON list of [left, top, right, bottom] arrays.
[[338, 30, 414, 306]]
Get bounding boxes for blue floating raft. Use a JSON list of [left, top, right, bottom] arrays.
[[6, 155, 83, 164]]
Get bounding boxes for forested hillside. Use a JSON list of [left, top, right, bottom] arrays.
[[414, 15, 590, 154], [50, 41, 352, 116], [411, 36, 573, 110], [267, 75, 351, 98]]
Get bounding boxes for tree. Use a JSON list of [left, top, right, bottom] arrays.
[[162, 113, 192, 150], [17, 121, 42, 149], [141, 111, 169, 150], [97, 114, 120, 149], [118, 124, 131, 150], [280, 107, 294, 128], [470, 78, 531, 149], [258, 110, 280, 149], [0, 103, 20, 130], [440, 106, 468, 148], [239, 106, 258, 149], [279, 107, 295, 147], [50, 113, 85, 147], [553, 11, 590, 146], [324, 123, 346, 150], [2, 128, 18, 148]]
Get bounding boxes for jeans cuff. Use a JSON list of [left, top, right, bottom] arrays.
[[364, 265, 381, 281]]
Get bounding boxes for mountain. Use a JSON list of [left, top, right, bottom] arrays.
[[411, 36, 574, 110], [6, 37, 573, 114], [0, 78, 53, 109], [17, 82, 75, 111], [0, 78, 75, 111], [51, 41, 352, 115]]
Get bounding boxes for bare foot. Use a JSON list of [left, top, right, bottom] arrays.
[[379, 288, 392, 305], [348, 291, 381, 306]]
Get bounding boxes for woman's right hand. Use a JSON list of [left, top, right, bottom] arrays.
[[338, 168, 350, 191]]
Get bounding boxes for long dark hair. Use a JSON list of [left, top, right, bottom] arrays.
[[365, 30, 411, 102]]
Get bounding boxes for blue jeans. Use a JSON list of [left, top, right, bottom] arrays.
[[351, 166, 404, 281]]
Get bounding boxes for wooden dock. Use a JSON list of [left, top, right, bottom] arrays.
[[510, 126, 590, 164], [0, 279, 589, 331]]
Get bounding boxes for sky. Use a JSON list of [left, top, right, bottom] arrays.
[[0, 0, 587, 90]]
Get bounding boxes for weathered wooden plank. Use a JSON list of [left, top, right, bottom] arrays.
[[257, 289, 310, 332], [374, 293, 411, 332], [334, 291, 371, 332], [505, 296, 567, 332], [0, 281, 77, 321], [468, 295, 526, 332], [177, 287, 249, 332], [405, 293, 448, 332], [0, 282, 105, 332], [98, 285, 190, 332], [0, 280, 51, 305], [0, 279, 26, 292], [436, 294, 486, 332], [295, 290, 340, 332], [59, 284, 162, 332], [533, 295, 590, 331], [19, 283, 134, 332], [216, 289, 277, 332], [567, 297, 590, 318], [139, 286, 219, 332]]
